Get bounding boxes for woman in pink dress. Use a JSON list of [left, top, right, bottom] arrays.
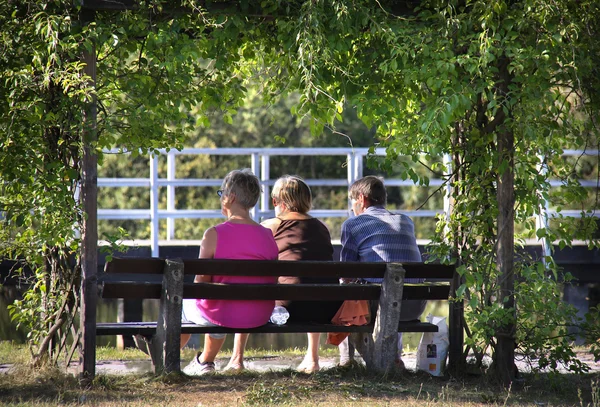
[[181, 169, 279, 376]]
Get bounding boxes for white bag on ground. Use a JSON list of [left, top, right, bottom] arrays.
[[416, 314, 449, 376]]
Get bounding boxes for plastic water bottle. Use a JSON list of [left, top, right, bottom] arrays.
[[269, 306, 289, 325]]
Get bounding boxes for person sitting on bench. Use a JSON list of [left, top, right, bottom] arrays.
[[338, 175, 424, 369], [180, 168, 279, 376], [225, 175, 342, 373]]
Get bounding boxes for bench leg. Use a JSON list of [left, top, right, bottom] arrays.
[[155, 258, 184, 375], [134, 334, 160, 369], [352, 264, 405, 374], [349, 332, 374, 366]]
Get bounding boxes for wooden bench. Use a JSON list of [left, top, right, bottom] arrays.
[[97, 257, 457, 375]]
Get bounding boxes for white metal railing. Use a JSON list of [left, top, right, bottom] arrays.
[[99, 148, 451, 256], [98, 148, 599, 257]]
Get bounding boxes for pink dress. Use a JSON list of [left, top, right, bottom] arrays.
[[196, 222, 279, 328]]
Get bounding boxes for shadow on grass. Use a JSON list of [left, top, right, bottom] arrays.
[[0, 363, 598, 406]]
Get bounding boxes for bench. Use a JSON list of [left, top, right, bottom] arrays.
[[97, 257, 457, 375]]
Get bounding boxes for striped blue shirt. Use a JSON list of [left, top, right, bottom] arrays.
[[340, 205, 423, 283]]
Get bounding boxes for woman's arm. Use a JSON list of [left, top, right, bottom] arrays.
[[194, 227, 217, 283]]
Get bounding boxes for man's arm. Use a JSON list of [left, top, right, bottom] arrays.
[[340, 221, 360, 284], [340, 221, 359, 262]]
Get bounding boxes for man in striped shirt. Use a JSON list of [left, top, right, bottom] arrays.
[[339, 175, 425, 369]]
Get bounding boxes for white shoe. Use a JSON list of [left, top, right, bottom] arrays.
[[182, 354, 216, 376], [339, 357, 354, 367]]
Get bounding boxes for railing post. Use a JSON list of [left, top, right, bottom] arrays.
[[261, 154, 270, 220], [347, 153, 355, 212], [443, 154, 452, 221], [536, 155, 551, 263], [251, 152, 260, 222], [150, 154, 159, 258], [166, 152, 175, 241], [354, 152, 363, 181]]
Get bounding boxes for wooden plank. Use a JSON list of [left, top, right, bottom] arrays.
[[104, 258, 164, 274], [184, 283, 381, 301], [183, 259, 453, 279], [96, 320, 439, 336], [105, 257, 455, 280], [402, 285, 450, 300], [100, 281, 450, 301], [101, 282, 381, 300], [100, 281, 162, 298]]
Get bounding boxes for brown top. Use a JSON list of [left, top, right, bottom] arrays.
[[274, 218, 335, 286], [272, 217, 342, 320]]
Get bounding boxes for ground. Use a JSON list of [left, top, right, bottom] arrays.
[[0, 348, 599, 406]]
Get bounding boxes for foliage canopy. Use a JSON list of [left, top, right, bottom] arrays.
[[0, 0, 599, 378]]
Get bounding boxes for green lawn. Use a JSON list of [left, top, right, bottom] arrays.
[[0, 341, 598, 406]]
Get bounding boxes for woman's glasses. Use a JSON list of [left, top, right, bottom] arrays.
[[217, 190, 223, 197]]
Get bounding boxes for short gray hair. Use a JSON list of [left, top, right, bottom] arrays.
[[221, 169, 261, 209], [349, 176, 387, 206]]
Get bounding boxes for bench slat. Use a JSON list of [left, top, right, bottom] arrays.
[[101, 282, 381, 301], [100, 282, 450, 301], [96, 320, 440, 335], [104, 258, 455, 279]]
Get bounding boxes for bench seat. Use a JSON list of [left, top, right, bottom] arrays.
[[96, 319, 440, 336]]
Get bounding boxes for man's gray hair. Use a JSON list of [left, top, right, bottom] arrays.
[[349, 175, 387, 206], [221, 169, 261, 209]]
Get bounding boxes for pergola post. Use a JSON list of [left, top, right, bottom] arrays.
[[79, 7, 98, 382]]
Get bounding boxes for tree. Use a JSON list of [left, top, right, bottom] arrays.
[[0, 0, 262, 365], [236, 0, 600, 383]]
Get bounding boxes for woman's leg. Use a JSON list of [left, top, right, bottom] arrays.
[[180, 333, 192, 349], [297, 332, 321, 373], [225, 333, 249, 370], [183, 333, 226, 376], [199, 334, 226, 363]]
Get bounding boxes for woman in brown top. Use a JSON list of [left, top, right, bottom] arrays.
[[224, 175, 342, 373]]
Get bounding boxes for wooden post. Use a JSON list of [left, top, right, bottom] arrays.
[[154, 258, 184, 374], [496, 126, 516, 385], [353, 263, 405, 374], [491, 54, 516, 387], [447, 264, 465, 374], [78, 7, 98, 382]]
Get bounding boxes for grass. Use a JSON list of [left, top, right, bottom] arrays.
[[1, 342, 599, 406], [0, 341, 340, 364]]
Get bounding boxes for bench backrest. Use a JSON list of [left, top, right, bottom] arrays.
[[100, 257, 455, 302]]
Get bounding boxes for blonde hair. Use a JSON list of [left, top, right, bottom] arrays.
[[272, 175, 312, 214], [221, 169, 261, 209]]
